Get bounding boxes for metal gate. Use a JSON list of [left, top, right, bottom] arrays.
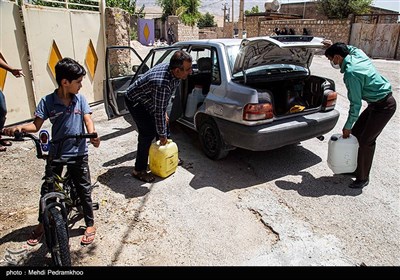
[[0, 0, 35, 124], [0, 0, 106, 125], [350, 23, 400, 59]]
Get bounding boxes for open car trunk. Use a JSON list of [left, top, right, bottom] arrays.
[[240, 75, 334, 117]]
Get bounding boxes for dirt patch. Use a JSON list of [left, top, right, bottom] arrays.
[[1, 54, 399, 268], [0, 106, 276, 267]]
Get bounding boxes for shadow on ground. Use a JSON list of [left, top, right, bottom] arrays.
[[97, 166, 150, 198], [274, 171, 363, 197]]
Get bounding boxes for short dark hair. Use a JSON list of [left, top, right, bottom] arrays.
[[325, 42, 349, 58], [169, 50, 192, 70], [55, 57, 86, 86]]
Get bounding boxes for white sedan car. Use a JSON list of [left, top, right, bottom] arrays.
[[104, 36, 339, 159]]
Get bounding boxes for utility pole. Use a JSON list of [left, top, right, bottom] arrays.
[[239, 0, 244, 38], [222, 2, 229, 22], [231, 0, 234, 23], [232, 0, 235, 37]]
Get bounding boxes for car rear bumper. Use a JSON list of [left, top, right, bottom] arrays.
[[214, 110, 340, 151]]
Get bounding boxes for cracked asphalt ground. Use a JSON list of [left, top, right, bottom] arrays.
[[0, 54, 399, 267]]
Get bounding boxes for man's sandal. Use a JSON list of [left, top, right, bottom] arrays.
[[27, 230, 44, 246], [81, 227, 96, 245], [132, 170, 155, 183], [0, 140, 12, 146]]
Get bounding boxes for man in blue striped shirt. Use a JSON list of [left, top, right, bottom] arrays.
[[125, 50, 192, 182]]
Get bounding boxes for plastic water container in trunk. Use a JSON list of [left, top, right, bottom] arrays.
[[185, 86, 205, 118]]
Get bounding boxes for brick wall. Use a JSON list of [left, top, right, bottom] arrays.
[[223, 22, 235, 38], [177, 25, 199, 42], [166, 16, 199, 42], [105, 7, 130, 46], [279, 2, 399, 22], [199, 30, 217, 39], [397, 40, 400, 60], [246, 17, 351, 44], [104, 8, 131, 76], [199, 27, 224, 39], [279, 2, 325, 20]]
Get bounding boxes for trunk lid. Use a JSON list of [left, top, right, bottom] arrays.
[[232, 36, 325, 76]]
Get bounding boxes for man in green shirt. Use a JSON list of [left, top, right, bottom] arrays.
[[324, 42, 396, 189]]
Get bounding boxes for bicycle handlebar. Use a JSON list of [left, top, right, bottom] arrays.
[[50, 132, 98, 144], [0, 130, 98, 160], [52, 133, 98, 161], [10, 131, 44, 159]]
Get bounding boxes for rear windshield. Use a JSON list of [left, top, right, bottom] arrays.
[[232, 64, 308, 79], [226, 45, 240, 72], [227, 44, 309, 79]]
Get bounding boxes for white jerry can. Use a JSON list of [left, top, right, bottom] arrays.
[[185, 86, 205, 118], [327, 134, 359, 174]]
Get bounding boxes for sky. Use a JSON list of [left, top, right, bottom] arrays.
[[137, 0, 400, 21]]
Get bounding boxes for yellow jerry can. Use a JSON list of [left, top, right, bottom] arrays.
[[149, 139, 179, 178]]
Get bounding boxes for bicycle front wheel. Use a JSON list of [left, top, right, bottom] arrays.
[[48, 207, 71, 266]]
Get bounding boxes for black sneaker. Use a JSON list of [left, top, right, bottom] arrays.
[[349, 179, 369, 189]]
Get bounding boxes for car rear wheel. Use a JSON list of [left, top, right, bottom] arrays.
[[198, 120, 229, 160]]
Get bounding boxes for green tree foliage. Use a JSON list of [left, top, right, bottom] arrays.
[[31, 0, 144, 15], [157, 0, 180, 16], [245, 5, 260, 15], [32, 0, 96, 10], [157, 0, 201, 26], [106, 0, 144, 16], [318, 0, 372, 19], [197, 12, 216, 28]]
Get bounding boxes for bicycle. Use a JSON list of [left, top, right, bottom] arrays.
[[1, 130, 99, 266]]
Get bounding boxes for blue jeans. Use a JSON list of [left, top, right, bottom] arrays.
[[0, 89, 6, 130]]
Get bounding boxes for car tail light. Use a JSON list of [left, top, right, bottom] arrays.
[[243, 103, 273, 121], [321, 91, 337, 111]]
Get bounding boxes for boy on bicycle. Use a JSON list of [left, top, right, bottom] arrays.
[[3, 58, 100, 245]]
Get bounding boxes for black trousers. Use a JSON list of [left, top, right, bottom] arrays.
[[0, 90, 7, 130], [125, 97, 157, 172], [352, 93, 396, 181], [39, 155, 94, 227], [125, 97, 171, 172]]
